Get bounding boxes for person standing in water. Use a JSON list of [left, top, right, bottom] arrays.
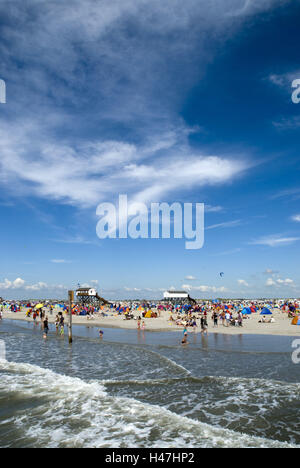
[[43, 316, 49, 339], [59, 314, 65, 336], [55, 315, 59, 332], [181, 332, 188, 345]]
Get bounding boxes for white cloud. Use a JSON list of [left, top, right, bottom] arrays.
[[0, 278, 25, 289], [266, 278, 276, 286], [266, 277, 294, 287], [237, 279, 249, 287], [0, 278, 26, 289], [291, 214, 300, 222], [276, 278, 294, 285], [185, 275, 197, 281], [0, 278, 68, 293]]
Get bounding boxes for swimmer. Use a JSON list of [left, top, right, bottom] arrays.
[[99, 330, 104, 339]]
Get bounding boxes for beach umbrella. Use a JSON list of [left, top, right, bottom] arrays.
[[241, 307, 252, 315], [35, 303, 44, 310], [260, 307, 272, 315]]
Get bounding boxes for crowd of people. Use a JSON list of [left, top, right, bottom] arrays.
[[0, 298, 299, 344]]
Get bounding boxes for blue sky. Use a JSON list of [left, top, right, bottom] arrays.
[[0, 0, 300, 300]]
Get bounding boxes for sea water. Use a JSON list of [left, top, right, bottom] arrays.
[[0, 319, 299, 448]]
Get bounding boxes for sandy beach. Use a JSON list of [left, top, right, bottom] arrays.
[[2, 307, 300, 336]]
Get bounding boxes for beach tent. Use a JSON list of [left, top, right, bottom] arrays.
[[260, 307, 272, 315], [241, 307, 252, 315], [291, 316, 300, 325]]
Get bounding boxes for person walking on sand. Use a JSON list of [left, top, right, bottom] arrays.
[[225, 311, 231, 327], [212, 311, 218, 328], [238, 312, 243, 327]]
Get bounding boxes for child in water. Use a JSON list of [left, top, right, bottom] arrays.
[[99, 330, 104, 339]]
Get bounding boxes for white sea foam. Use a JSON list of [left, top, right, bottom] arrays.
[[0, 360, 297, 448]]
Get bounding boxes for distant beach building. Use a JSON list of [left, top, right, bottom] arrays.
[[76, 287, 97, 298], [163, 290, 189, 300]]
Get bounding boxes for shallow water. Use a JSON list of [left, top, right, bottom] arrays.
[[0, 319, 299, 448]]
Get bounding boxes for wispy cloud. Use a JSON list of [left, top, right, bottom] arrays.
[[250, 234, 300, 247], [214, 248, 242, 256], [182, 284, 228, 293], [263, 268, 279, 275], [273, 116, 300, 130], [0, 0, 280, 212], [51, 236, 96, 245], [268, 70, 300, 89], [271, 187, 300, 201], [206, 219, 242, 230], [51, 259, 71, 264]]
